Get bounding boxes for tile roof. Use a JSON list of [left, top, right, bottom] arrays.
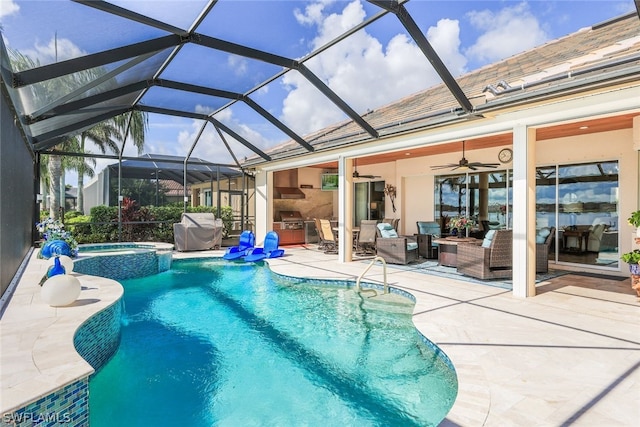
[[250, 13, 640, 165]]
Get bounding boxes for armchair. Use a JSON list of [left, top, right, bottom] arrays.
[[315, 218, 337, 254], [416, 221, 441, 259], [376, 223, 418, 264], [587, 223, 608, 252], [457, 230, 513, 280], [536, 227, 555, 273], [357, 220, 378, 255]]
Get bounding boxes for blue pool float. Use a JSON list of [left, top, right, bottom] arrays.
[[244, 231, 285, 262], [223, 231, 256, 260]]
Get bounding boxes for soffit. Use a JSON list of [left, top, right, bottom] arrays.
[[311, 111, 637, 168]]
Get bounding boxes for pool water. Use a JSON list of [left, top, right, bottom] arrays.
[[89, 258, 457, 426]]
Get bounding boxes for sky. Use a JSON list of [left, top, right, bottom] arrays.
[[0, 0, 636, 187]]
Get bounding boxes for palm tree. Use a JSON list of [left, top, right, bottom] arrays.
[[9, 48, 148, 218], [8, 49, 76, 219], [74, 111, 147, 214], [75, 122, 118, 214], [113, 111, 147, 155]]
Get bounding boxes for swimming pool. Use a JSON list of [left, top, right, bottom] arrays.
[[89, 258, 457, 426]]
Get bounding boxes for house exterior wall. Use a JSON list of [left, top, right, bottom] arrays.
[[82, 170, 109, 214], [254, 86, 639, 287]]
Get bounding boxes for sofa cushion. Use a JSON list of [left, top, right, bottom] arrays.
[[377, 223, 398, 238], [407, 241, 418, 251], [482, 229, 496, 248], [536, 227, 551, 244]]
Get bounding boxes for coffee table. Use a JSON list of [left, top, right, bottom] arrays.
[[432, 237, 482, 267]]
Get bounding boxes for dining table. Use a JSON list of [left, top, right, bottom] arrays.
[[332, 226, 360, 250]]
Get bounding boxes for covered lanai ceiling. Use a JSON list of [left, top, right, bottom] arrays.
[[1, 0, 639, 170]]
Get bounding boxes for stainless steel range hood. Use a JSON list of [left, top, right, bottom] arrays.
[[274, 169, 305, 199], [274, 187, 306, 199]]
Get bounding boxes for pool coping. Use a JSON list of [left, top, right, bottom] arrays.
[[0, 250, 123, 414], [0, 242, 171, 415]]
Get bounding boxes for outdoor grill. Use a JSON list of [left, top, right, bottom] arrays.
[[277, 211, 304, 230]]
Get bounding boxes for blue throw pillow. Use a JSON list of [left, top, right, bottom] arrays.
[[377, 223, 398, 238]]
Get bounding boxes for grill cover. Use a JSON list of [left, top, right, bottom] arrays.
[[173, 213, 223, 251]]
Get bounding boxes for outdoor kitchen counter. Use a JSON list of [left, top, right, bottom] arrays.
[[273, 211, 306, 245], [272, 222, 305, 245]]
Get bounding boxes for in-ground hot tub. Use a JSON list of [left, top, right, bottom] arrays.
[[74, 242, 174, 280]]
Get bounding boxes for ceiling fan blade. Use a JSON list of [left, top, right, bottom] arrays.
[[468, 162, 500, 169], [430, 164, 457, 170]]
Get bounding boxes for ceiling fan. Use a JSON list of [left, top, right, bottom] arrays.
[[431, 141, 500, 171], [353, 159, 381, 179]]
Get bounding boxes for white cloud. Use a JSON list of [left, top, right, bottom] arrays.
[[0, 0, 19, 18], [465, 2, 549, 63], [427, 18, 468, 75], [280, 0, 467, 136], [169, 107, 271, 164], [227, 55, 249, 77], [23, 36, 86, 66]]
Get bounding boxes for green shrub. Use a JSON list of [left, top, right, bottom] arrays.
[[64, 210, 83, 221], [65, 214, 92, 237], [71, 204, 238, 243]]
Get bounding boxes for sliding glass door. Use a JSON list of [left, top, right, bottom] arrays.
[[537, 161, 619, 269], [354, 181, 385, 226], [435, 171, 512, 234], [434, 160, 618, 269]]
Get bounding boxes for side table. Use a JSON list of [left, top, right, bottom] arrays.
[[432, 237, 482, 267], [562, 229, 589, 253]]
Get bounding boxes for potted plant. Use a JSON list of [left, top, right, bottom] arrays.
[[449, 216, 474, 237], [36, 218, 78, 259], [621, 249, 640, 296], [621, 249, 640, 274], [628, 210, 640, 237]]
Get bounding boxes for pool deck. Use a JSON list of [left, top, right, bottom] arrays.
[[2, 244, 639, 425]]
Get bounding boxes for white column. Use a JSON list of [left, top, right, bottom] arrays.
[[512, 124, 537, 297], [254, 170, 269, 244], [338, 156, 353, 262]]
